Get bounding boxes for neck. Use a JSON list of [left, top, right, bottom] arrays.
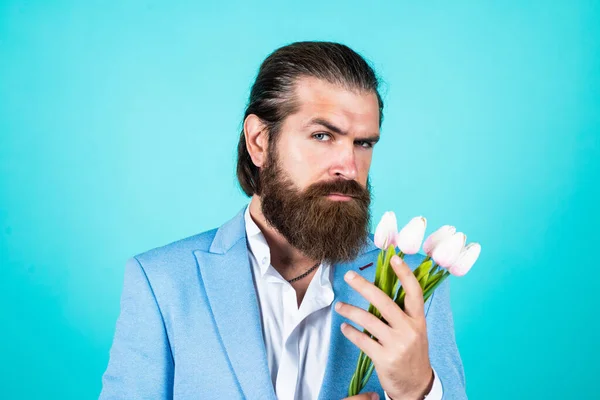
[[248, 195, 320, 278]]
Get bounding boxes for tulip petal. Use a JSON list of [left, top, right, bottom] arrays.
[[374, 211, 398, 249], [396, 216, 427, 255], [423, 225, 456, 256], [431, 232, 466, 268], [449, 243, 481, 276]]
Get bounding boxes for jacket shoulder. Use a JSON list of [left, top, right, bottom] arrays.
[[132, 228, 218, 275]]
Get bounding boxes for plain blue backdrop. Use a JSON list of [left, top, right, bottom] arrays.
[[1, 1, 599, 398]]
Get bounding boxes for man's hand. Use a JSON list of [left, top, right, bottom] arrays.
[[334, 255, 434, 400], [343, 392, 380, 400]]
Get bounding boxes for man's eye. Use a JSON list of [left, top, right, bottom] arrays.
[[313, 133, 331, 141], [356, 141, 373, 149]]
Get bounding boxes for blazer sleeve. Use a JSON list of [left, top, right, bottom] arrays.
[[99, 257, 174, 400], [425, 278, 468, 399]]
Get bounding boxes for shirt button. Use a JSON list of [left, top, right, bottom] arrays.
[[262, 257, 268, 265]]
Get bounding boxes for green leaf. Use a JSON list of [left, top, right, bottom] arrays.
[[418, 270, 430, 289], [394, 287, 406, 310], [377, 245, 394, 297], [383, 245, 397, 295], [424, 269, 445, 293], [414, 260, 432, 285], [374, 249, 384, 288], [413, 258, 431, 276], [423, 272, 450, 300]]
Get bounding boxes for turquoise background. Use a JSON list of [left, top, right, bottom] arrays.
[[1, 1, 598, 398]]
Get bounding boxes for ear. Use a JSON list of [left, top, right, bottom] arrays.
[[244, 114, 269, 168]]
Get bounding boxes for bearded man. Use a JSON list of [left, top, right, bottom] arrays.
[[100, 41, 467, 400]]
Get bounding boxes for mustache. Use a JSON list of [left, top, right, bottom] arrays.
[[303, 179, 370, 201]]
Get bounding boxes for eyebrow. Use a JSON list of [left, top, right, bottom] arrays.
[[307, 117, 380, 144]]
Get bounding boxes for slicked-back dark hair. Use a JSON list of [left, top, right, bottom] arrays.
[[236, 41, 384, 197]]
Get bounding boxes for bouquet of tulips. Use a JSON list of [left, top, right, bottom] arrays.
[[347, 212, 481, 396]]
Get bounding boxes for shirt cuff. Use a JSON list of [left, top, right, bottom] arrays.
[[426, 367, 443, 399], [383, 367, 443, 400]]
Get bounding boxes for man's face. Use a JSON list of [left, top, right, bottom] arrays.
[[259, 77, 381, 265]]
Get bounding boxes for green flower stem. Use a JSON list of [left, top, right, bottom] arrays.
[[358, 351, 368, 387], [361, 361, 375, 388], [348, 375, 356, 396], [355, 347, 375, 393], [352, 358, 362, 394], [423, 271, 450, 301], [424, 269, 445, 293], [350, 348, 373, 395]]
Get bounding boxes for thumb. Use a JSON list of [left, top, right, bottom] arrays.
[[342, 392, 380, 400]]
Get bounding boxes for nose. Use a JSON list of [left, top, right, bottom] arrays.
[[329, 147, 358, 181]]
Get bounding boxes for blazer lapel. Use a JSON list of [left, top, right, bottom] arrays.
[[318, 239, 384, 400], [194, 206, 277, 400]]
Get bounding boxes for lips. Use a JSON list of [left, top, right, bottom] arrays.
[[326, 193, 355, 201], [328, 193, 354, 197], [328, 192, 354, 198]]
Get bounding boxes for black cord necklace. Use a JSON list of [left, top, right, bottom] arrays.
[[286, 261, 321, 283]]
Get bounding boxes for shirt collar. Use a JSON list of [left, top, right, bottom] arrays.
[[243, 204, 333, 289], [244, 204, 273, 277]]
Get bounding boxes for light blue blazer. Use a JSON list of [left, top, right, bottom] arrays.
[[100, 206, 467, 399]]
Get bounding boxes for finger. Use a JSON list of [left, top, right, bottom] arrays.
[[344, 270, 406, 327], [390, 255, 425, 319], [334, 301, 394, 345], [339, 321, 384, 362]]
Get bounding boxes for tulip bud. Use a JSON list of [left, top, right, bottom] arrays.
[[449, 243, 481, 276], [395, 216, 427, 255], [431, 232, 466, 268], [374, 211, 398, 249], [423, 225, 456, 256]]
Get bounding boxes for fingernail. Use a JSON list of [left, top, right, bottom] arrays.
[[334, 302, 342, 311], [345, 271, 357, 281], [371, 393, 379, 400]]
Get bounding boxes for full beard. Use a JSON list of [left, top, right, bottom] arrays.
[[259, 152, 372, 265]]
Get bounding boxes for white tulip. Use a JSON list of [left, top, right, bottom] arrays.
[[423, 225, 456, 256], [374, 211, 398, 249], [395, 216, 427, 255], [449, 243, 481, 276], [431, 232, 466, 268]]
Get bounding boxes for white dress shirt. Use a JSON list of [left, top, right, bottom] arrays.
[[244, 206, 443, 399]]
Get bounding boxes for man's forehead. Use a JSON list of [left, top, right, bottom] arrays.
[[292, 76, 380, 133]]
